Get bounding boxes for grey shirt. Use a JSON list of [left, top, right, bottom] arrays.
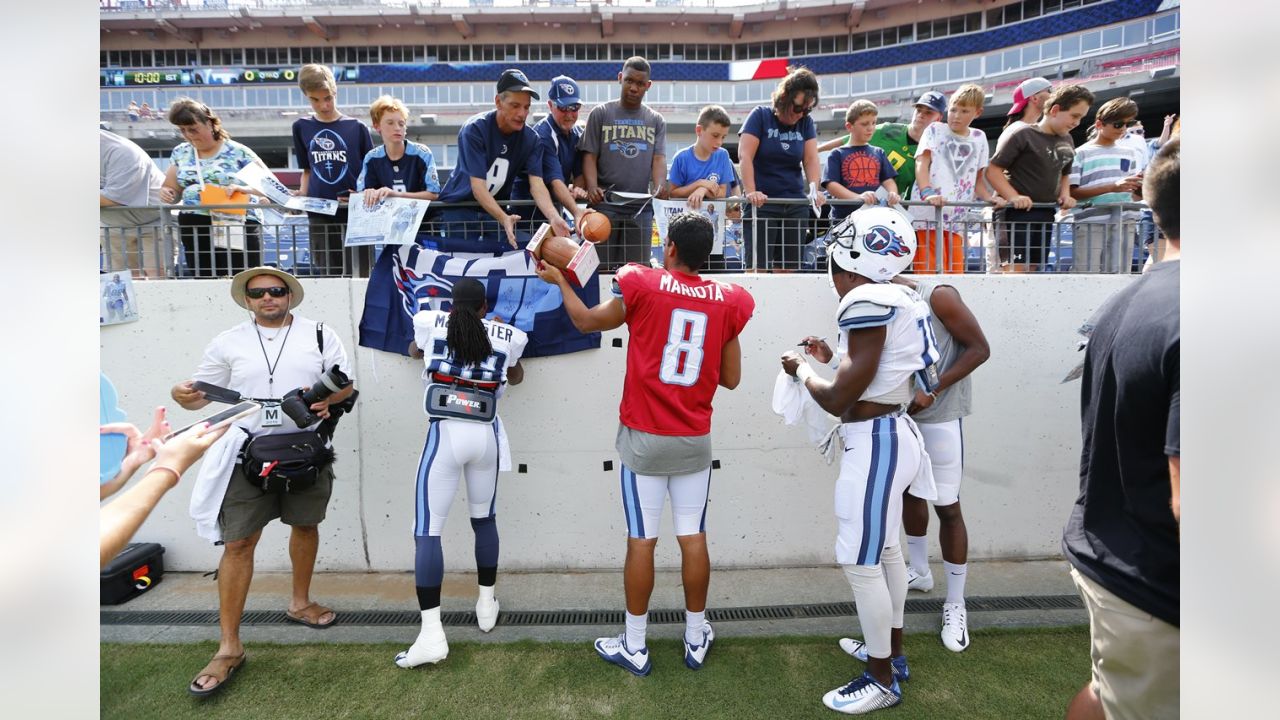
[[100, 129, 165, 227], [616, 424, 711, 476], [579, 100, 667, 195], [913, 281, 973, 424]]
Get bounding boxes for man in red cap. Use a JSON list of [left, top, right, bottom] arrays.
[[996, 77, 1053, 152]]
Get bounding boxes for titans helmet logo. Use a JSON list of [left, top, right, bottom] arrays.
[[864, 225, 909, 257]]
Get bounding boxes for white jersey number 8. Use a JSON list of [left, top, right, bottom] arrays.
[[659, 309, 707, 386], [485, 158, 511, 196]]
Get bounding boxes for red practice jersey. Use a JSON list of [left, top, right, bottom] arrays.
[[613, 263, 755, 436]]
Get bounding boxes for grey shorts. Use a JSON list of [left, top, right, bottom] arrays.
[[219, 463, 335, 542]]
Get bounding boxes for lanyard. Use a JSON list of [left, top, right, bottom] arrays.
[[254, 318, 293, 398]]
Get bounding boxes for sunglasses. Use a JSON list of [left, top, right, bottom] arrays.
[[790, 103, 815, 117], [245, 286, 290, 299], [556, 104, 582, 113], [1106, 119, 1139, 129]]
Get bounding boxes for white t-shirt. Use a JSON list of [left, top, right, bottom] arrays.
[[192, 314, 352, 436], [910, 122, 990, 228]]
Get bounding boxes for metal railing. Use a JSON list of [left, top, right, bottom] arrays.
[[100, 198, 1162, 279]]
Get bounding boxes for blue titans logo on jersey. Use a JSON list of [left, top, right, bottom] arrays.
[[864, 226, 909, 257]]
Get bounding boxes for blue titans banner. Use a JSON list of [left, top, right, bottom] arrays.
[[359, 244, 601, 358]]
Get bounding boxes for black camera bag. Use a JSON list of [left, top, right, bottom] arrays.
[[101, 542, 165, 605], [241, 430, 334, 493]]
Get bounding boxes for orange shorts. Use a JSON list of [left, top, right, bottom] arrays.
[[913, 228, 966, 274]]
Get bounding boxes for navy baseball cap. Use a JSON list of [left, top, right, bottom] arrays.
[[497, 69, 540, 100], [914, 91, 947, 116], [547, 76, 581, 107]]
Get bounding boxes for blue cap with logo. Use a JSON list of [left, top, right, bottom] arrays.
[[915, 90, 948, 116], [547, 75, 581, 107]]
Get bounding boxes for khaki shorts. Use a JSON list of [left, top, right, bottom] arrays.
[[1071, 566, 1180, 720], [101, 224, 172, 278], [219, 463, 335, 543]]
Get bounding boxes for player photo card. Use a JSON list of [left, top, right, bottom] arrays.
[[100, 272, 139, 326], [345, 193, 431, 246], [653, 198, 727, 255]]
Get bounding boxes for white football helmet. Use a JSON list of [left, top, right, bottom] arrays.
[[826, 206, 916, 282]]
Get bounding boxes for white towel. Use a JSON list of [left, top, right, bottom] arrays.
[[189, 427, 249, 544], [899, 414, 938, 502], [496, 415, 512, 472], [771, 370, 840, 461]]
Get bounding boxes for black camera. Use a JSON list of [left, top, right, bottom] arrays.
[[281, 365, 353, 428]]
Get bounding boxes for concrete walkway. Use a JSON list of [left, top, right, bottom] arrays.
[[102, 559, 1085, 646]]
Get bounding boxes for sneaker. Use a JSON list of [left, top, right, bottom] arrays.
[[821, 671, 902, 714], [476, 595, 499, 633], [594, 633, 652, 677], [940, 602, 970, 652], [683, 622, 715, 670], [906, 567, 934, 593], [837, 638, 910, 682]]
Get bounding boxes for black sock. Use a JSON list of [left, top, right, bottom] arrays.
[[416, 585, 441, 611], [477, 566, 497, 587]]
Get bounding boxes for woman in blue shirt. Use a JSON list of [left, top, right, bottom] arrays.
[[737, 68, 826, 270]]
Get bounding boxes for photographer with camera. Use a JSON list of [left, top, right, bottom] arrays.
[[170, 266, 355, 698]]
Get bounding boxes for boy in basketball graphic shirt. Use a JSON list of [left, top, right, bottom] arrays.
[[824, 100, 900, 222]]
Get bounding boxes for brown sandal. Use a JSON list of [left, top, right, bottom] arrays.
[[285, 602, 337, 629], [188, 652, 246, 697]]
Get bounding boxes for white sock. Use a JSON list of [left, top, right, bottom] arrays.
[[478, 584, 495, 603], [842, 563, 893, 659], [418, 607, 442, 637], [685, 610, 706, 644], [625, 611, 648, 651], [906, 534, 930, 576], [943, 561, 968, 605]]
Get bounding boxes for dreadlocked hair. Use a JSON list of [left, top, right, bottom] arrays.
[[446, 305, 492, 368]]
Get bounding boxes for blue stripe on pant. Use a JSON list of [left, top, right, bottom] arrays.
[[620, 465, 644, 538], [414, 421, 441, 537], [855, 418, 900, 565]]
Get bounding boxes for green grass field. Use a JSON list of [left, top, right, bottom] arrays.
[[102, 627, 1089, 719]]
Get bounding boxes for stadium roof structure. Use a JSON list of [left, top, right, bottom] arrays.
[[101, 0, 901, 42]]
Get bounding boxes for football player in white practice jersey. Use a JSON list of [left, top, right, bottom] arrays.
[[782, 206, 940, 715], [395, 278, 527, 669]]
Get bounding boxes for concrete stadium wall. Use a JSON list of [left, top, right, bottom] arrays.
[[101, 274, 1128, 573]]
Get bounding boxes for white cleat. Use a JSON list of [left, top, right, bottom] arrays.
[[594, 633, 652, 676], [821, 671, 902, 714], [476, 595, 500, 633], [940, 602, 970, 652], [906, 567, 934, 593], [683, 622, 715, 670], [395, 609, 449, 668]]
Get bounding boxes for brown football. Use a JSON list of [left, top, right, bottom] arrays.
[[535, 234, 581, 270], [579, 211, 612, 244]]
